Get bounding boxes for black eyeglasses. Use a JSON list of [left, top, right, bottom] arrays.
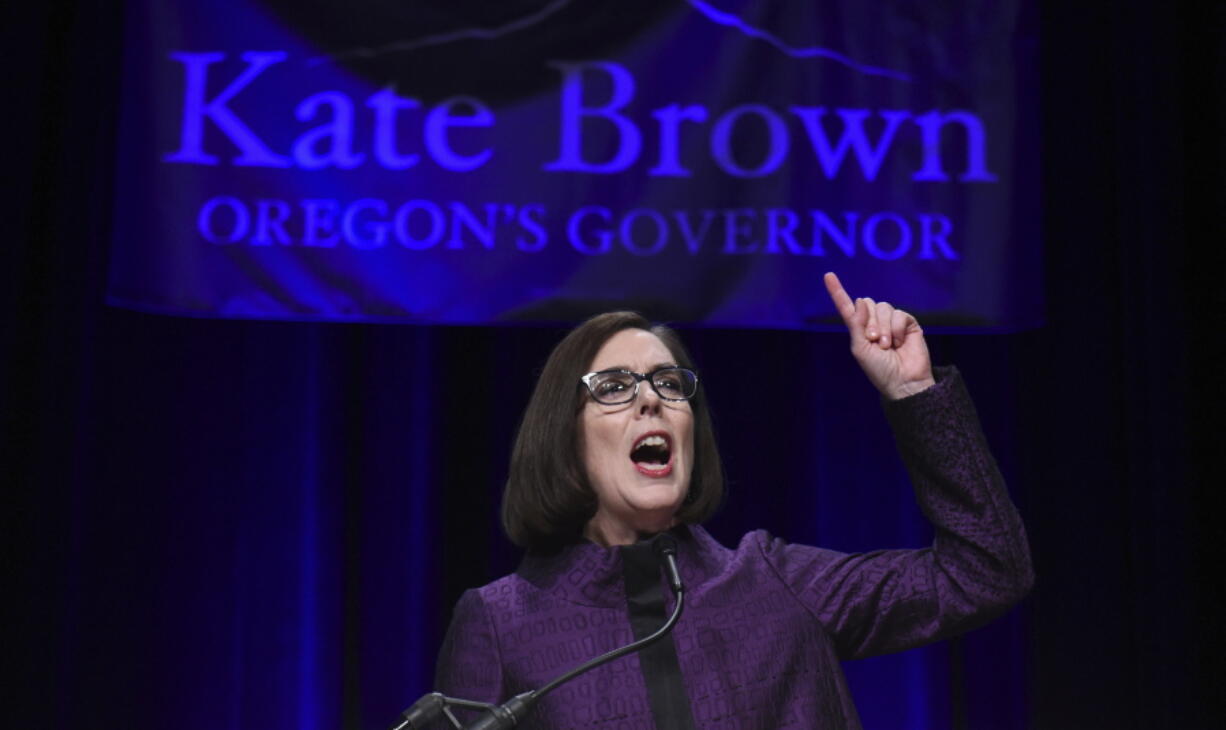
[[580, 367, 699, 405]]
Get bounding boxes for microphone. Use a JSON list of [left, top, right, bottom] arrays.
[[461, 534, 687, 728], [461, 693, 533, 730], [454, 534, 688, 729], [387, 693, 445, 730], [653, 534, 684, 595], [387, 692, 514, 730], [386, 535, 688, 729]]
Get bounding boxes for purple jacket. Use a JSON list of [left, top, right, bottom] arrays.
[[435, 368, 1033, 729]]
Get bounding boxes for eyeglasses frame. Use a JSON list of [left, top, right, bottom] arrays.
[[579, 366, 700, 405]]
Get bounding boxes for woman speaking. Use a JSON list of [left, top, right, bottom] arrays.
[[433, 273, 1033, 729]]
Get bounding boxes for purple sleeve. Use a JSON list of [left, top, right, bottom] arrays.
[[757, 366, 1034, 660], [434, 589, 506, 707]]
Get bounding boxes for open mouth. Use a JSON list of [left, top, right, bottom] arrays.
[[630, 432, 673, 477]]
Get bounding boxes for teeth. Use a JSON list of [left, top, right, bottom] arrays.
[[637, 435, 668, 448]]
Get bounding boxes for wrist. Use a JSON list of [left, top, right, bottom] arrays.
[[885, 376, 936, 401]]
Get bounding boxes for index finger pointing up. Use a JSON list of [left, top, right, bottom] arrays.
[[823, 272, 857, 325]]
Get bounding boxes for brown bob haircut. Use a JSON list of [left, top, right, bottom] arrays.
[[501, 312, 724, 552]]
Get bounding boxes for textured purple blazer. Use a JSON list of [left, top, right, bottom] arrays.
[[435, 367, 1033, 729]]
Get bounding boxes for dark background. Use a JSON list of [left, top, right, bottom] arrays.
[[6, 1, 1222, 728]]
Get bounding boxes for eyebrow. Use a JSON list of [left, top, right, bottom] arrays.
[[599, 362, 678, 372]]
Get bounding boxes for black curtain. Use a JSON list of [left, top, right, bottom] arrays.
[[7, 2, 1222, 728]]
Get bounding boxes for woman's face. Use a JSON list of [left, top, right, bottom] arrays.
[[580, 328, 695, 546]]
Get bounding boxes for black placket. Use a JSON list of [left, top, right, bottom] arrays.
[[620, 540, 697, 730]]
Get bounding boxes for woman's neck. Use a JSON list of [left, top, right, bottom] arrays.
[[583, 514, 677, 546]]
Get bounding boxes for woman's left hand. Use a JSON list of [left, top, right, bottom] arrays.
[[823, 272, 936, 400]]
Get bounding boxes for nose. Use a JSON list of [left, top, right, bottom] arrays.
[[636, 379, 662, 415]]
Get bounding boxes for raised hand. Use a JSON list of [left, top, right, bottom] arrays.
[[823, 272, 936, 400]]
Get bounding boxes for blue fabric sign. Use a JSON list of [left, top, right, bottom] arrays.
[[108, 0, 1040, 328]]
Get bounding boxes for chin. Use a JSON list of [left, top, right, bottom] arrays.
[[628, 484, 686, 515], [628, 510, 679, 536]]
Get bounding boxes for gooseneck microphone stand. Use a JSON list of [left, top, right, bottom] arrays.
[[387, 537, 686, 730]]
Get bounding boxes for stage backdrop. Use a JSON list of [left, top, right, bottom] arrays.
[[108, 0, 1040, 329]]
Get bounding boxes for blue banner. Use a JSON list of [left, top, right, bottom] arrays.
[[108, 0, 1040, 328]]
